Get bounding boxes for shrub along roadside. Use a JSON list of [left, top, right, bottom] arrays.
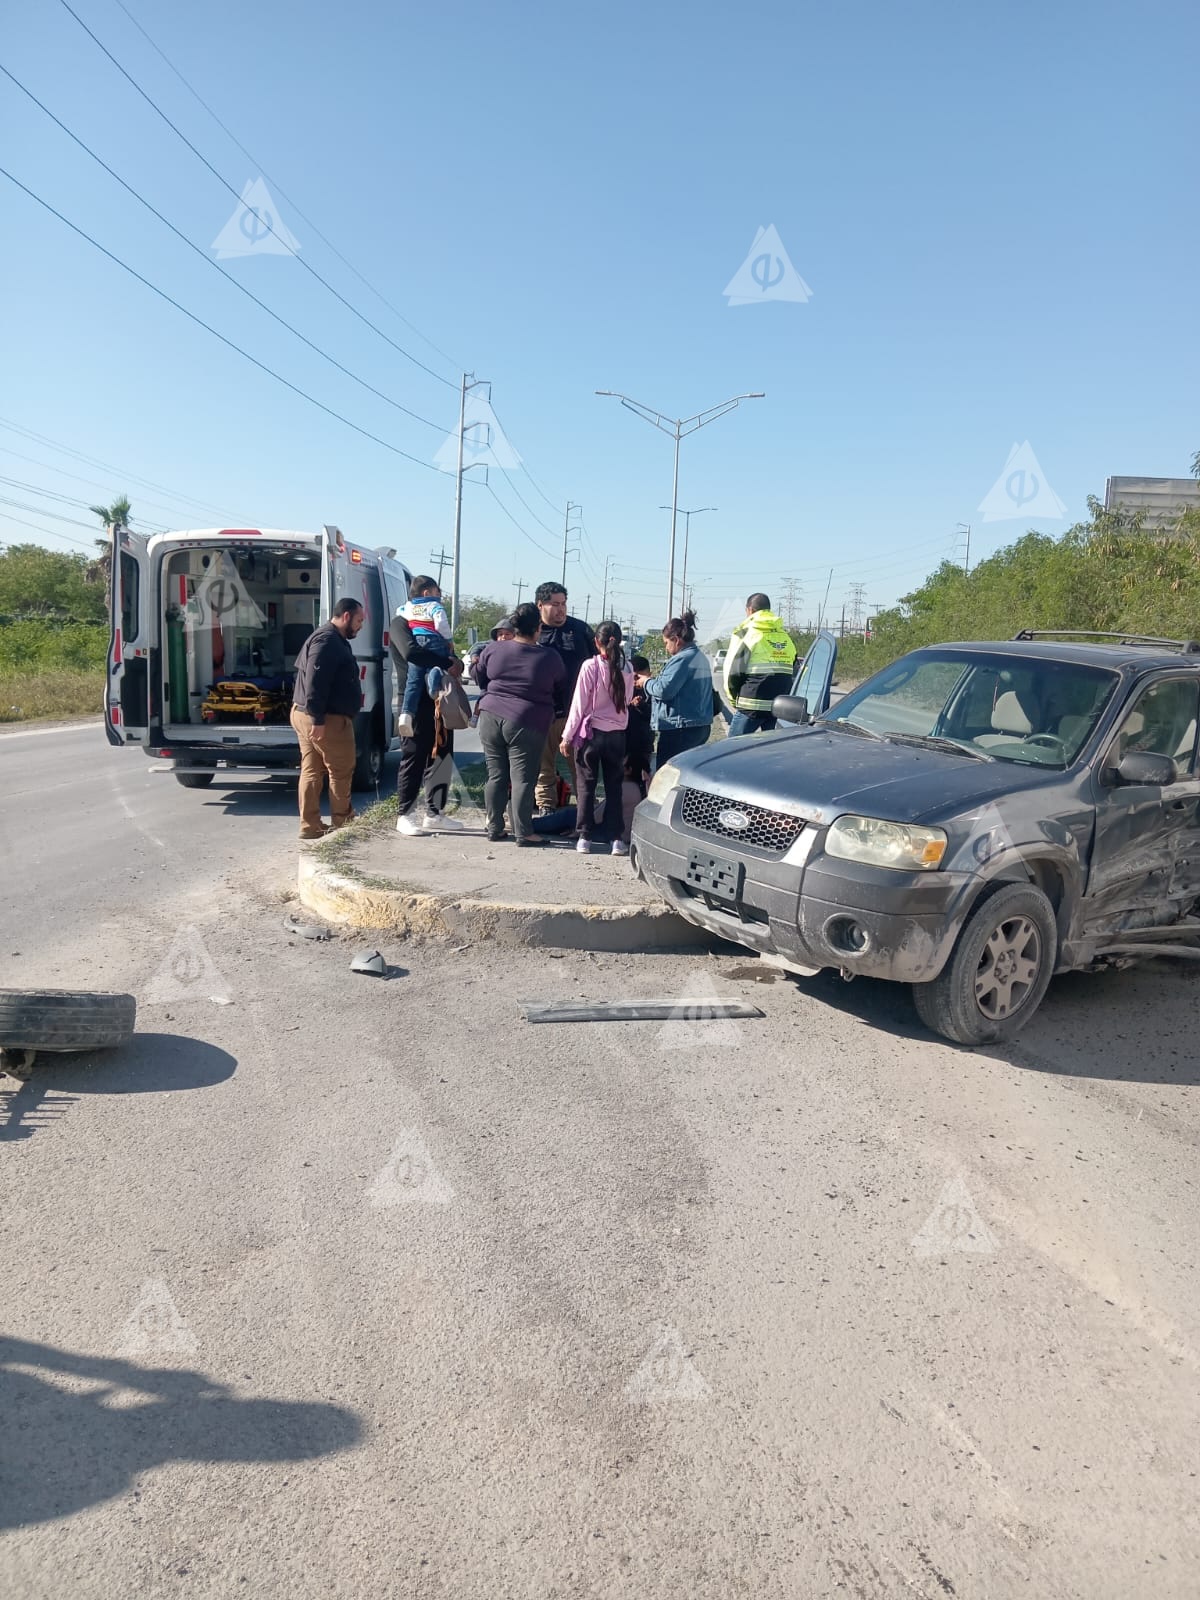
[[0, 669, 104, 722]]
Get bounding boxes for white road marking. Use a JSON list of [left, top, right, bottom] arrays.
[[0, 720, 100, 741]]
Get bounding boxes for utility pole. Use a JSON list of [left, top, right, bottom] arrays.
[[600, 555, 613, 620], [596, 390, 764, 620], [817, 567, 834, 632], [659, 505, 715, 618], [429, 547, 455, 588], [513, 578, 526, 605], [839, 604, 846, 639], [583, 594, 591, 623], [449, 372, 490, 631], [848, 581, 867, 634], [957, 523, 972, 576], [562, 501, 582, 588]]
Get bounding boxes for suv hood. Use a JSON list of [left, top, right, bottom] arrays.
[[671, 726, 1062, 826]]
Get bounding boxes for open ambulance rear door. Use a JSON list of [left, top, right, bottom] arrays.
[[105, 528, 156, 747]]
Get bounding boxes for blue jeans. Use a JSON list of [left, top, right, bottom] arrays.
[[655, 724, 710, 769], [728, 710, 776, 738], [402, 639, 450, 720]]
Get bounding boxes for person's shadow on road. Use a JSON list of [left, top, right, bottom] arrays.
[[0, 1335, 362, 1529]]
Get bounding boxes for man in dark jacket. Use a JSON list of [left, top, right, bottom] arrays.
[[533, 581, 595, 813], [289, 598, 364, 839]]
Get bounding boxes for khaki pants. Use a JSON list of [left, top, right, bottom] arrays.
[[535, 715, 578, 811], [291, 708, 356, 836]]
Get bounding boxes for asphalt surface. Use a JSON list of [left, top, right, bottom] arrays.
[[2, 721, 1199, 1598]]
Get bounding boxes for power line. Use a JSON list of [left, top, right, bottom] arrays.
[[1, 164, 446, 475], [108, 0, 464, 379], [56, 0, 459, 391], [0, 442, 225, 528], [0, 415, 249, 522], [479, 479, 557, 560], [0, 63, 451, 435], [0, 509, 96, 550]]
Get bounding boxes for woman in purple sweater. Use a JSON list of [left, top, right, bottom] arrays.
[[474, 602, 565, 846], [561, 620, 634, 856]]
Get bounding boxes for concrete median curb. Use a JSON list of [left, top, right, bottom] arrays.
[[296, 853, 712, 953]]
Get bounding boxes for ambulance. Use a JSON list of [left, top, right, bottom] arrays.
[[105, 523, 412, 790]]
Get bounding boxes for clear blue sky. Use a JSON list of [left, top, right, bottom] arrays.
[[2, 0, 1197, 633]]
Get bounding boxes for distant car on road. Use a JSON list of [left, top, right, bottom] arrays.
[[713, 648, 727, 668], [633, 629, 1200, 1046]]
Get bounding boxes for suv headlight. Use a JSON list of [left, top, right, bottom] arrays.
[[825, 814, 947, 871], [646, 762, 681, 807]]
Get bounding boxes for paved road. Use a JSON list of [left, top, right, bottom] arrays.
[[2, 721, 1198, 1597]]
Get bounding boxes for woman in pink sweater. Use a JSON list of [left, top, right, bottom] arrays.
[[560, 620, 635, 856]]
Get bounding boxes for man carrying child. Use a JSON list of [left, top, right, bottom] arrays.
[[397, 575, 456, 738]]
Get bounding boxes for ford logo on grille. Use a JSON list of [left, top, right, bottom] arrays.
[[718, 807, 751, 831]]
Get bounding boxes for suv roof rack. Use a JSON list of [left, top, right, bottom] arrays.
[[1011, 629, 1200, 655]]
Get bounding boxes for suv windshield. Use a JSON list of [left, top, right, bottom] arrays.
[[820, 650, 1119, 768]]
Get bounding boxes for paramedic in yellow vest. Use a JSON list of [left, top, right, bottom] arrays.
[[723, 593, 798, 737]]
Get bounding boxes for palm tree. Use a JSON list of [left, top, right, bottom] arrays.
[[1191, 448, 1199, 480], [86, 496, 132, 591]]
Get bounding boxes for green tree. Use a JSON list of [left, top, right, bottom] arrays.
[[86, 495, 132, 591], [452, 594, 509, 649], [0, 544, 106, 621]]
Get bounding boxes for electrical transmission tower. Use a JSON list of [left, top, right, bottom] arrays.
[[848, 582, 867, 634], [780, 576, 803, 630]]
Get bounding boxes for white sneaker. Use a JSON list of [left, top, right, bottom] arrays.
[[611, 839, 629, 856], [396, 812, 422, 836], [576, 837, 594, 854], [423, 811, 463, 830], [395, 713, 414, 738]]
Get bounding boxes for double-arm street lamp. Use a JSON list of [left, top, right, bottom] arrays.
[[659, 504, 715, 616], [595, 390, 764, 620]]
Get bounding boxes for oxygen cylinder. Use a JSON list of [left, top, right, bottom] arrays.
[[167, 611, 188, 723]]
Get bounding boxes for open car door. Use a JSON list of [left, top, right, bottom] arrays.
[[790, 628, 838, 718], [105, 527, 154, 747]]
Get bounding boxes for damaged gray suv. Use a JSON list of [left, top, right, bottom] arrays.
[[630, 631, 1200, 1046]]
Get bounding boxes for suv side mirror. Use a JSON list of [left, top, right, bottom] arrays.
[[772, 694, 810, 726], [1115, 750, 1177, 787]]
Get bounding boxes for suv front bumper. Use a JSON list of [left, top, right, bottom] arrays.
[[631, 801, 971, 983]]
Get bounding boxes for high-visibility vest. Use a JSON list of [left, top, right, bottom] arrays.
[[723, 611, 797, 712]]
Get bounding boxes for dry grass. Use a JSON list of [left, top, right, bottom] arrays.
[[0, 669, 104, 723]]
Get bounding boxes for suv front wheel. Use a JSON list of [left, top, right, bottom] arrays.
[[912, 882, 1057, 1046]]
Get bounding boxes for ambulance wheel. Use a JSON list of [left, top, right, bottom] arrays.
[[174, 771, 215, 788], [353, 734, 385, 792]]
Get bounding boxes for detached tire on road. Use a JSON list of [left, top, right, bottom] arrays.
[[912, 883, 1057, 1047], [174, 771, 215, 788], [0, 989, 137, 1054]]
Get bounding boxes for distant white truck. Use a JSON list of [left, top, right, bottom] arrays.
[[105, 523, 412, 790]]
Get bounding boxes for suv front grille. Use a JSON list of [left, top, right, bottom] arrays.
[[679, 787, 805, 854]]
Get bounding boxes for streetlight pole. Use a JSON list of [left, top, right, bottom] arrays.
[[596, 390, 764, 620], [660, 505, 715, 619]]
